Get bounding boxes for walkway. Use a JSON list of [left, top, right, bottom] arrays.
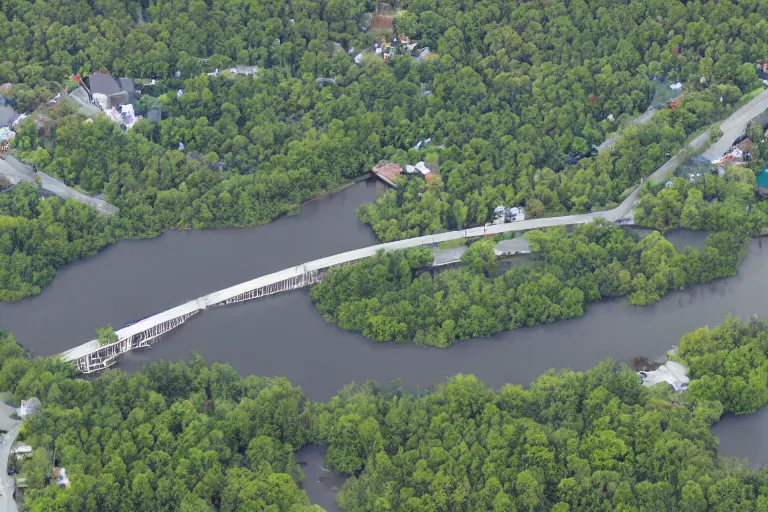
[[0, 402, 21, 512], [0, 154, 118, 216], [59, 87, 768, 371]]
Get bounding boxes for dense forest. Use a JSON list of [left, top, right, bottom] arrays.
[[679, 315, 768, 415], [311, 223, 748, 346], [2, 314, 768, 511], [0, 183, 115, 301]]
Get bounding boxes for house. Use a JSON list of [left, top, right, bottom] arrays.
[[494, 238, 531, 256], [372, 162, 402, 188], [228, 66, 258, 76], [117, 78, 135, 100], [89, 72, 134, 110]]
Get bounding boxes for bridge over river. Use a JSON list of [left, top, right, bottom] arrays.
[[60, 88, 768, 373]]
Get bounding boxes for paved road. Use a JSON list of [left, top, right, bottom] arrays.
[[0, 403, 21, 512], [596, 106, 658, 153], [702, 90, 768, 160], [0, 155, 118, 215]]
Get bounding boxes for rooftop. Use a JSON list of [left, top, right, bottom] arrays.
[[372, 162, 402, 187], [89, 73, 122, 96]]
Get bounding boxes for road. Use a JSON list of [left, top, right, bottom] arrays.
[[701, 90, 768, 160], [0, 402, 21, 512], [596, 106, 658, 153], [0, 154, 118, 216], [584, 87, 768, 226]]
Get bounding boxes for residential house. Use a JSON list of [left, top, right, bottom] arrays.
[[228, 66, 258, 76], [372, 162, 403, 188], [89, 72, 134, 110]]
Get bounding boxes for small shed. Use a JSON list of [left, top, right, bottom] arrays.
[[372, 162, 403, 188]]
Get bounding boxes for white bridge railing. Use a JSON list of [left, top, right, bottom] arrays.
[[61, 266, 336, 373]]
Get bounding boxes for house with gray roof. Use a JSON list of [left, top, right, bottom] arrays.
[[89, 73, 134, 110]]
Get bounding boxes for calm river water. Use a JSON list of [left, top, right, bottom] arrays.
[[1, 181, 766, 504]]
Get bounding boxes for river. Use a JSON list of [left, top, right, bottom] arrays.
[[1, 181, 766, 504]]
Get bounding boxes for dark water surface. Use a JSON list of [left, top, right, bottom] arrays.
[[2, 182, 766, 476], [0, 181, 379, 352], [297, 445, 346, 512], [710, 406, 768, 469]]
